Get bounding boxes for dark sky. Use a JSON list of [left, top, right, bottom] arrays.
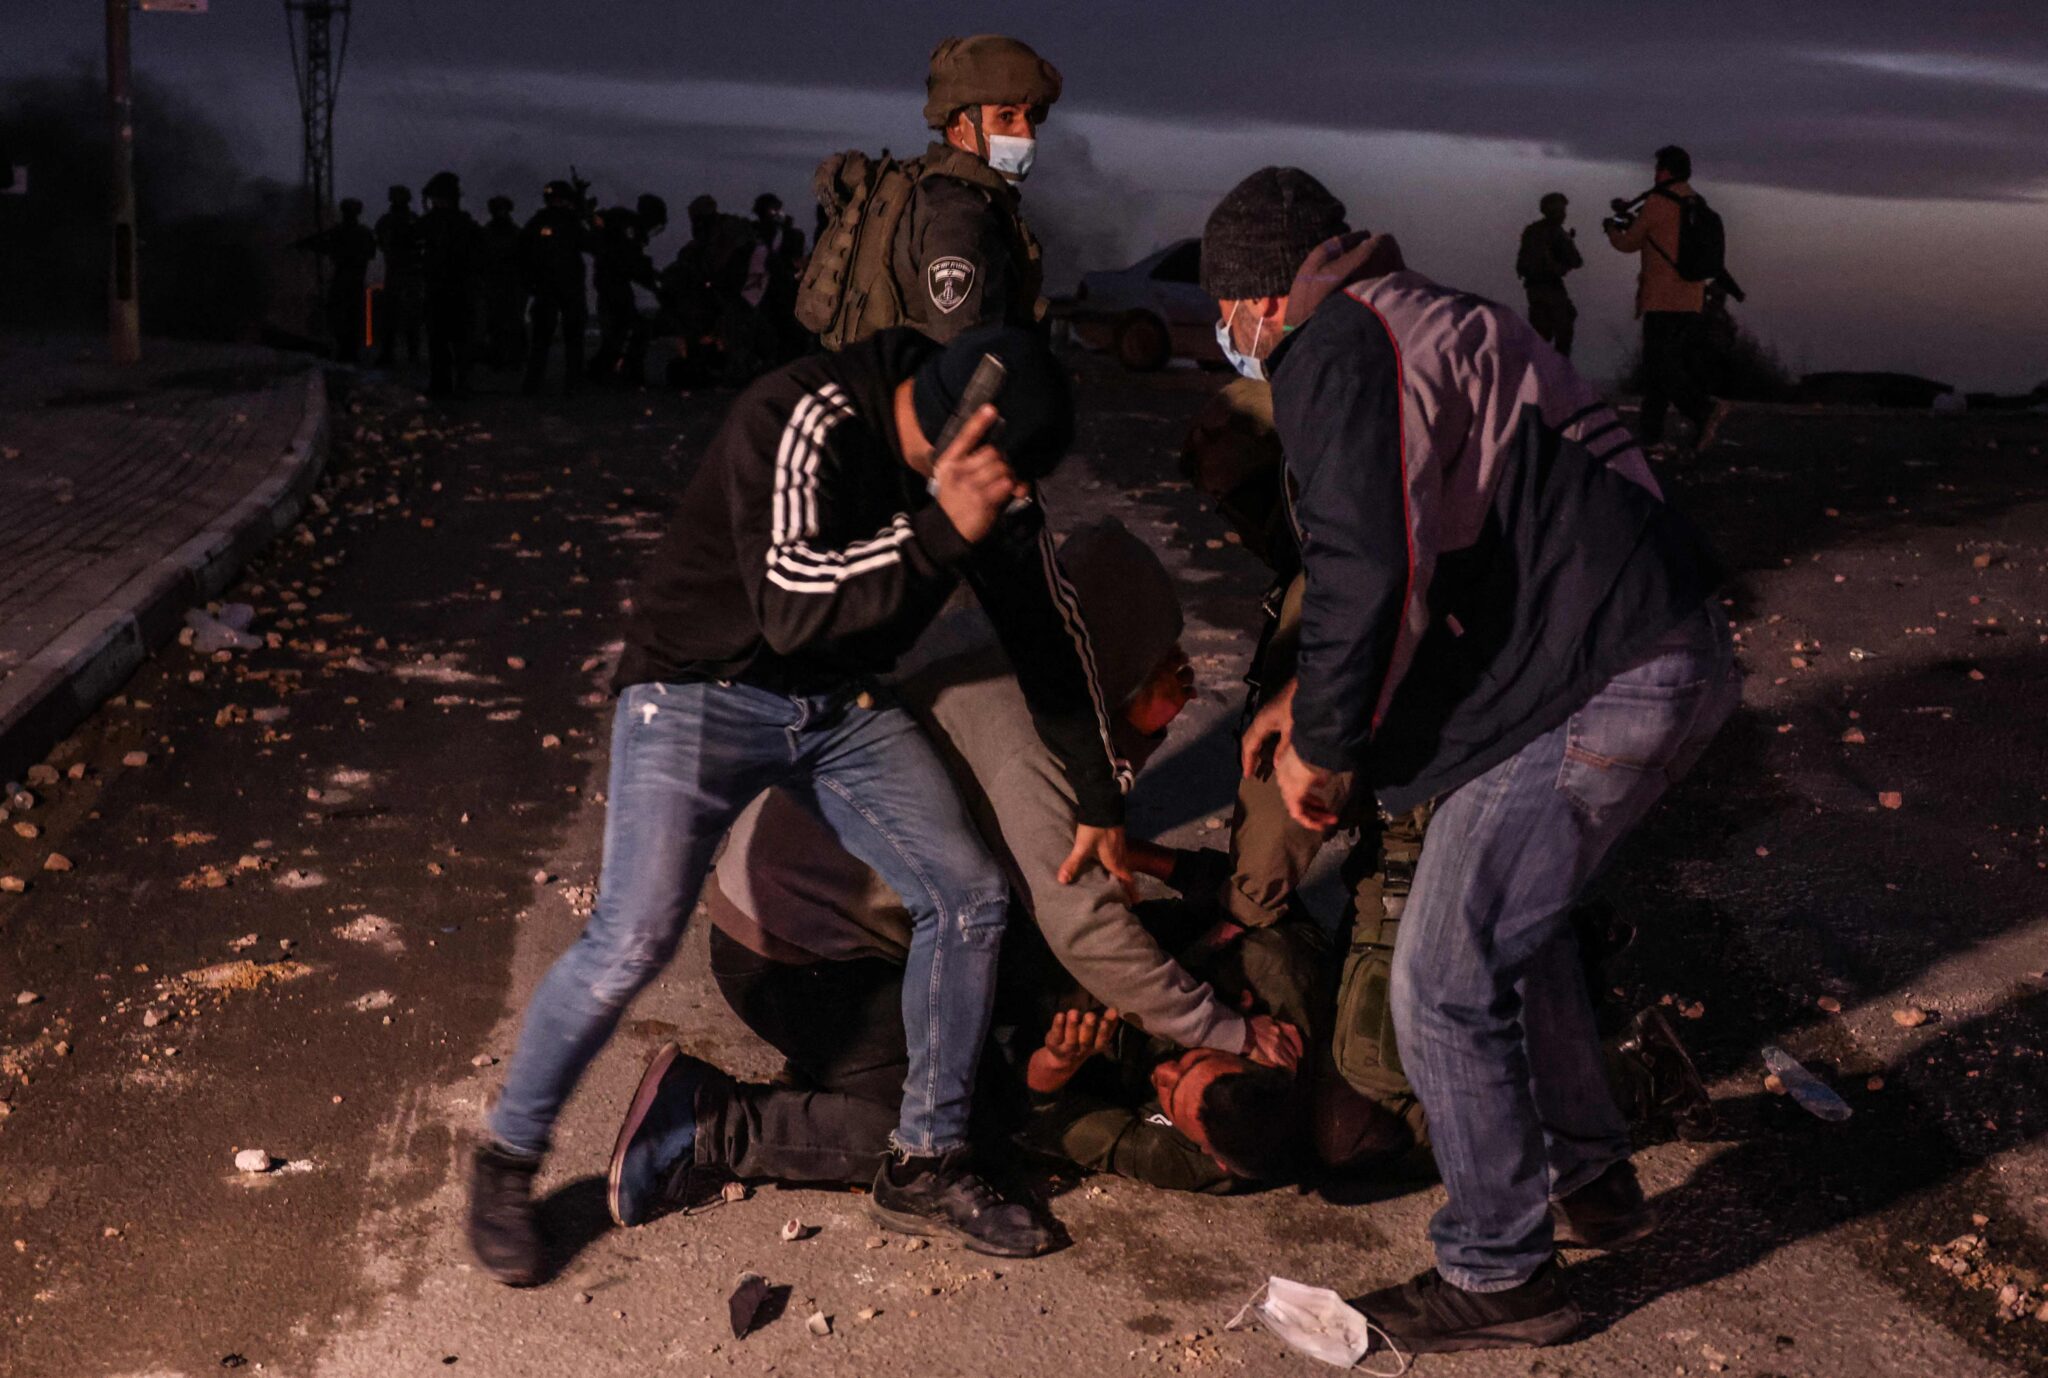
[[9, 2, 2046, 387]]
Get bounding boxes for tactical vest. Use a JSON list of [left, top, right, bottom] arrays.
[[797, 142, 1043, 350]]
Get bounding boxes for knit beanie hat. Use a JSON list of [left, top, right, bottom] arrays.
[[1200, 167, 1349, 300], [912, 324, 1075, 481]]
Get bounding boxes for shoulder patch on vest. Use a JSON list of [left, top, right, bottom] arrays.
[[928, 255, 975, 314]]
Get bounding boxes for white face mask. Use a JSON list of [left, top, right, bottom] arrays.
[[1215, 300, 1270, 381], [1227, 1278, 1408, 1374], [985, 133, 1037, 181]]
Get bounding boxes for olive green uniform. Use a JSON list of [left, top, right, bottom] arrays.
[[890, 141, 1047, 344]]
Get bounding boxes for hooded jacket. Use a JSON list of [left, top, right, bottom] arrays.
[[708, 518, 1252, 1054], [1268, 233, 1723, 810]]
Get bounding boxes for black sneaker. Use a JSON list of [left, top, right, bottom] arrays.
[[1553, 1158, 1658, 1250], [865, 1149, 1054, 1258], [1354, 1259, 1580, 1354], [468, 1142, 546, 1287]]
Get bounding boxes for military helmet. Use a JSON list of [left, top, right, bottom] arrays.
[[423, 170, 461, 199], [753, 192, 782, 217], [387, 185, 412, 204], [923, 35, 1062, 130], [542, 179, 577, 204], [687, 193, 718, 219], [487, 194, 513, 216], [338, 197, 363, 216], [636, 192, 669, 229]]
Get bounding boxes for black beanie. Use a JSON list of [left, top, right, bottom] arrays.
[[1200, 167, 1349, 301], [912, 324, 1075, 482]]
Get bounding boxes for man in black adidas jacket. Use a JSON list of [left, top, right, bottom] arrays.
[[470, 325, 1131, 1282]]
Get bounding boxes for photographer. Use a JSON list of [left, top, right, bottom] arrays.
[[1516, 192, 1582, 357], [1604, 145, 1730, 453]]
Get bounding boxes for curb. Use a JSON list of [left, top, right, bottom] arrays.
[[0, 368, 332, 783]]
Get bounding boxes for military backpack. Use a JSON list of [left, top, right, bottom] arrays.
[[796, 151, 928, 350]]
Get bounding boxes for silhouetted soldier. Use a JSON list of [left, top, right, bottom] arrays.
[[418, 170, 483, 397], [480, 195, 527, 370], [375, 185, 424, 369], [1517, 192, 1583, 358], [293, 196, 378, 364], [521, 179, 592, 396], [750, 192, 807, 361], [588, 203, 658, 386]]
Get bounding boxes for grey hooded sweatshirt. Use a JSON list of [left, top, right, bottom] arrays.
[[709, 518, 1247, 1053]]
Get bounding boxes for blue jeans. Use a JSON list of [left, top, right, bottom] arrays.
[[489, 680, 1009, 1159], [1391, 605, 1740, 1291]]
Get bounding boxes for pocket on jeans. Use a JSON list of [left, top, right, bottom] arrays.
[[1557, 686, 1700, 826]]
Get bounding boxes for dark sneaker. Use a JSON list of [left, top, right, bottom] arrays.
[[1354, 1260, 1580, 1354], [865, 1149, 1054, 1258], [1553, 1159, 1658, 1250], [609, 1042, 718, 1227], [1622, 1006, 1718, 1139], [468, 1142, 546, 1287]]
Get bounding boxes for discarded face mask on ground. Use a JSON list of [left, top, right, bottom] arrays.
[[1226, 1276, 1408, 1373], [185, 604, 262, 653]]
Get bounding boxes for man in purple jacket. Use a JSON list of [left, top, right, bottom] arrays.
[[1201, 167, 1739, 1353]]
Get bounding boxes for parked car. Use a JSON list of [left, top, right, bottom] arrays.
[[1053, 238, 1220, 372]]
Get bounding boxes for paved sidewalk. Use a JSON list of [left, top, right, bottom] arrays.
[[0, 335, 329, 781]]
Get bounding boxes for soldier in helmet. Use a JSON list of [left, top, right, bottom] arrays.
[[375, 184, 424, 369], [899, 35, 1059, 341], [588, 202, 659, 386], [418, 170, 483, 397], [799, 35, 1060, 350], [480, 195, 527, 370], [292, 196, 378, 364], [521, 179, 594, 396]]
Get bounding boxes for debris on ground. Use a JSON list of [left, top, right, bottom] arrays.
[[1893, 1004, 1933, 1028], [1760, 1046, 1853, 1121], [233, 1148, 273, 1174], [806, 1310, 831, 1338], [780, 1218, 810, 1243], [184, 605, 263, 653], [728, 1272, 773, 1339], [720, 1180, 749, 1205]]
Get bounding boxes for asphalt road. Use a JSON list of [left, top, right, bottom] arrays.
[[2, 358, 2045, 1378]]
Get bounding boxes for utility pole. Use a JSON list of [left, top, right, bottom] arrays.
[[106, 0, 141, 363], [285, 0, 352, 239]]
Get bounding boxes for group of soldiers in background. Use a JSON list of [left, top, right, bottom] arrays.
[[296, 172, 811, 397]]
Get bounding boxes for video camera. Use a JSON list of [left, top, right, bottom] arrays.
[[1601, 193, 1647, 235]]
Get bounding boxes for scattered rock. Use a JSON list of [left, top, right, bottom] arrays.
[[1893, 1005, 1932, 1028], [1866, 1076, 1886, 1091], [720, 1180, 749, 1205], [0, 876, 24, 894], [541, 734, 562, 749], [1764, 1073, 1788, 1096], [857, 1307, 879, 1323], [227, 933, 259, 951], [234, 1148, 273, 1174], [25, 765, 59, 787], [470, 1054, 497, 1067], [1815, 995, 1842, 1014], [780, 1218, 810, 1243], [864, 1235, 888, 1250], [806, 1311, 832, 1338], [275, 868, 326, 890], [1878, 791, 1904, 810], [350, 990, 396, 1012], [121, 751, 150, 768], [12, 821, 39, 840], [1841, 727, 1867, 744], [142, 1008, 166, 1028], [505, 656, 527, 670], [15, 991, 40, 1007]]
